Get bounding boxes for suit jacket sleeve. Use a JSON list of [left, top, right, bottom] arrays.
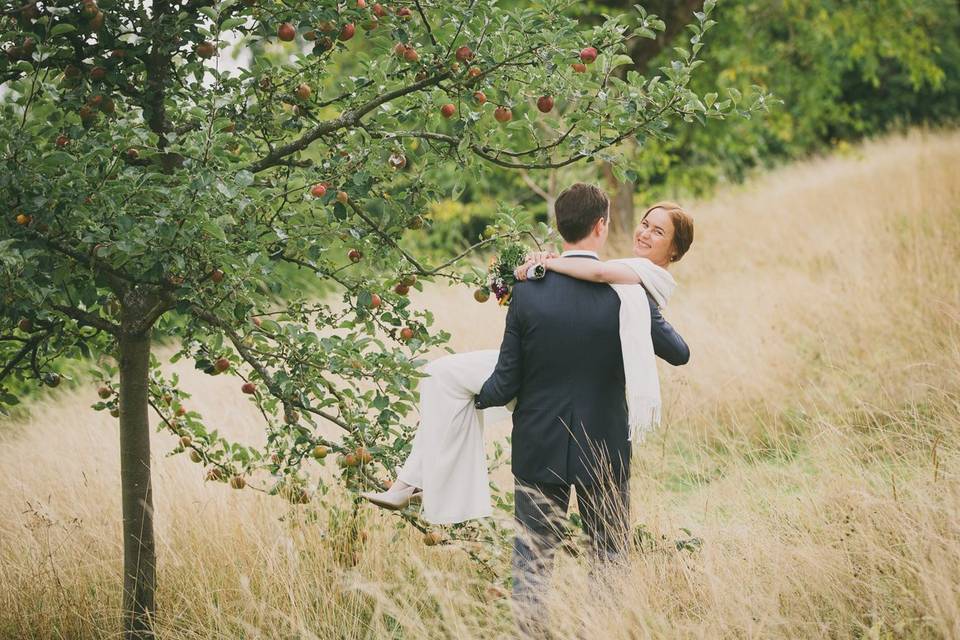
[[475, 286, 525, 409], [648, 292, 690, 366]]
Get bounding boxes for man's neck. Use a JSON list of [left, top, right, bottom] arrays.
[[562, 240, 603, 254]]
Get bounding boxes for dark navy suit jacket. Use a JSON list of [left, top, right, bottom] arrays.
[[475, 256, 688, 486]]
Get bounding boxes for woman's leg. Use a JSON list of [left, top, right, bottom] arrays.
[[364, 350, 500, 523]]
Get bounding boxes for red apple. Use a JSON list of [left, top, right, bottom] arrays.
[[303, 29, 317, 41], [348, 248, 362, 263], [393, 283, 410, 296], [241, 382, 256, 394], [580, 46, 598, 63], [176, 406, 187, 417], [277, 22, 296, 41], [252, 316, 263, 327], [339, 23, 355, 41], [537, 95, 554, 113], [214, 357, 230, 372], [494, 106, 512, 123], [400, 274, 417, 286], [396, 6, 411, 18], [89, 66, 106, 81], [126, 148, 139, 160], [357, 0, 367, 7], [467, 66, 482, 78], [403, 47, 419, 63], [210, 268, 224, 283], [336, 191, 349, 204], [296, 83, 312, 100], [369, 293, 382, 309], [473, 90, 487, 104], [310, 183, 327, 197], [373, 3, 387, 17], [455, 46, 474, 62], [571, 62, 587, 73], [196, 41, 215, 58], [440, 103, 456, 119], [56, 134, 69, 147], [399, 326, 415, 341]]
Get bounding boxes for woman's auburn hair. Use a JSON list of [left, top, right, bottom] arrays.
[[639, 201, 694, 263]]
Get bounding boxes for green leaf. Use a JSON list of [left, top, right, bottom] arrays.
[[220, 17, 246, 32], [50, 23, 77, 37], [610, 54, 635, 69], [203, 220, 227, 241], [234, 170, 254, 187]]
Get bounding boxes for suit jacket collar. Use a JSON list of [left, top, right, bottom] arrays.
[[561, 250, 599, 259]]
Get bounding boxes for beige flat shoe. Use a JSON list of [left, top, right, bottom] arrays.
[[361, 485, 423, 510]]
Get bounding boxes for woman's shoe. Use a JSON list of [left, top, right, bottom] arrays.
[[361, 484, 423, 511]]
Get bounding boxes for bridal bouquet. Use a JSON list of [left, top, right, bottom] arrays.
[[486, 243, 546, 306]]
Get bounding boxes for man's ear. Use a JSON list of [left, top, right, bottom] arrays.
[[593, 216, 606, 236]]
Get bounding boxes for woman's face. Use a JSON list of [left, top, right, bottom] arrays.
[[633, 208, 676, 267]]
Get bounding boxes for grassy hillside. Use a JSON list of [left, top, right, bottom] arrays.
[[1, 129, 958, 639]]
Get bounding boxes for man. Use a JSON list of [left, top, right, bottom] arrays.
[[473, 182, 689, 630]]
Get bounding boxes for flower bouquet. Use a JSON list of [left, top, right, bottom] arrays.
[[485, 243, 545, 306]]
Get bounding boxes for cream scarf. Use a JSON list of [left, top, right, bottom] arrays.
[[609, 258, 677, 442]]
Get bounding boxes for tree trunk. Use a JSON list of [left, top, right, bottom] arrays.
[[601, 159, 637, 238], [118, 328, 156, 639]]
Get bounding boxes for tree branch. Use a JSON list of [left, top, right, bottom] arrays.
[[188, 305, 352, 432], [51, 304, 120, 334]]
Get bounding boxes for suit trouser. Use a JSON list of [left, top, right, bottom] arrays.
[[511, 475, 630, 631]]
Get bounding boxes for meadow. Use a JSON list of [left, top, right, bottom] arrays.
[[1, 128, 958, 639]]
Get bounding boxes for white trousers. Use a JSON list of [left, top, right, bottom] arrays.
[[396, 349, 502, 524]]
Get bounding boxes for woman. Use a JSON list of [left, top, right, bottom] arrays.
[[360, 202, 694, 524]]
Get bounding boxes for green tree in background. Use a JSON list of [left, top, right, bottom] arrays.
[[0, 0, 766, 635], [622, 0, 960, 207], [423, 0, 959, 242]]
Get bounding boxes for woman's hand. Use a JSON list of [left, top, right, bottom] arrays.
[[514, 259, 536, 281], [514, 251, 558, 281]]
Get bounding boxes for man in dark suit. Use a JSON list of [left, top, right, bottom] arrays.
[[474, 183, 689, 629]]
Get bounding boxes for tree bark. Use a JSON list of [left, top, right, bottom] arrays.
[[601, 146, 638, 237], [118, 327, 156, 639]]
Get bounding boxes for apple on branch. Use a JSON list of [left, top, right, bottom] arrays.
[[494, 106, 512, 123], [278, 22, 296, 41]]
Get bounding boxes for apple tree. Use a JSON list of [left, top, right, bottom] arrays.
[[0, 0, 768, 635]]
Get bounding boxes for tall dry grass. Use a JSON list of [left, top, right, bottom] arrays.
[[1, 128, 959, 639]]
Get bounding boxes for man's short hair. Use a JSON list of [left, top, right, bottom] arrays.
[[554, 183, 610, 243]]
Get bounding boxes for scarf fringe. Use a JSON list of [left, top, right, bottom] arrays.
[[627, 401, 661, 443]]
